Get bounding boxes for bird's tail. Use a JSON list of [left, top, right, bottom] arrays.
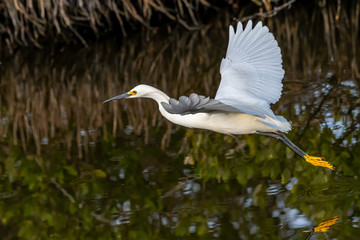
[[260, 115, 292, 133]]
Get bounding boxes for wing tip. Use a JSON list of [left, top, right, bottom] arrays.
[[236, 21, 243, 32], [244, 20, 253, 31]]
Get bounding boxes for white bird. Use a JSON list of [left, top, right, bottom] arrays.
[[104, 21, 333, 170]]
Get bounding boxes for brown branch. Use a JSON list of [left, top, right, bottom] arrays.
[[50, 178, 76, 203], [240, 0, 297, 22]]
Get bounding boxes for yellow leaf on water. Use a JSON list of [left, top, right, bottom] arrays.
[[93, 169, 107, 178], [184, 156, 195, 165], [64, 166, 78, 176]]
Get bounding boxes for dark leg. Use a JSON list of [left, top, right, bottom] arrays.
[[255, 131, 333, 170], [255, 132, 307, 159]]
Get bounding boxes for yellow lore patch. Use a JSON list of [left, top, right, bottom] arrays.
[[128, 90, 137, 96]]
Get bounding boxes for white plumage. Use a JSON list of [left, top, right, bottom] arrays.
[[104, 21, 333, 169], [218, 21, 284, 105], [216, 21, 289, 132]]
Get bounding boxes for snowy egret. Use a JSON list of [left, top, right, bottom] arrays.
[[104, 21, 333, 170]]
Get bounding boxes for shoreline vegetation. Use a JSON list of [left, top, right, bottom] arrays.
[[0, 0, 343, 54]]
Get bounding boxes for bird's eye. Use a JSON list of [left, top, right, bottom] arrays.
[[133, 91, 137, 94], [129, 90, 137, 96]]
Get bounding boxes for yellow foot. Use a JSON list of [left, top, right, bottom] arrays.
[[304, 154, 334, 170]]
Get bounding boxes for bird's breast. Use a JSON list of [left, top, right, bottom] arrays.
[[159, 107, 275, 135]]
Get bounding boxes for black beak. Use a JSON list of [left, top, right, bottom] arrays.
[[103, 93, 132, 103]]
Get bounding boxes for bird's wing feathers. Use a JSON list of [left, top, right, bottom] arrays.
[[215, 21, 284, 110], [161, 93, 240, 115], [163, 21, 284, 119]]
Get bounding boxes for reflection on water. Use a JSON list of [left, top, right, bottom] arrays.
[[1, 2, 360, 239], [305, 216, 339, 240]]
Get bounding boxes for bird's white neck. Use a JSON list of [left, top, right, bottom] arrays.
[[143, 87, 170, 104]]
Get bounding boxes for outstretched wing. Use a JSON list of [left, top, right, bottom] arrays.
[[161, 93, 240, 115], [215, 21, 284, 116]]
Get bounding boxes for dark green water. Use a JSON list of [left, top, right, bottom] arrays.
[[1, 5, 360, 240]]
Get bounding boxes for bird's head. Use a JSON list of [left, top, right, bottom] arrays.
[[103, 84, 168, 103]]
